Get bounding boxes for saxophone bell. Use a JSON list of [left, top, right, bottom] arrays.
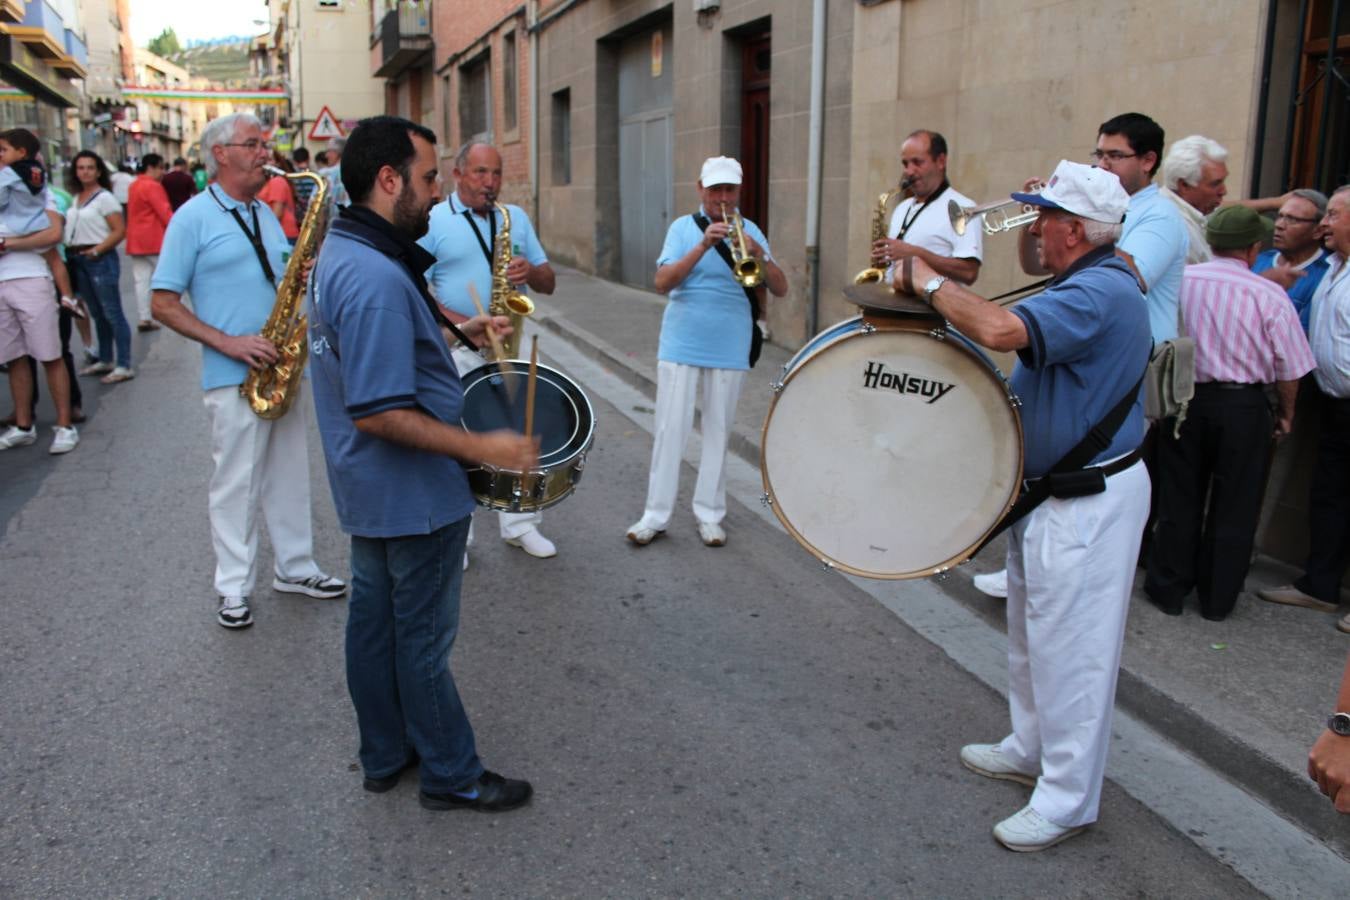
[[853, 181, 910, 285]]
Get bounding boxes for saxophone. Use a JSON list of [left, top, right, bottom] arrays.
[[241, 166, 330, 419], [852, 176, 913, 285], [487, 202, 534, 358]]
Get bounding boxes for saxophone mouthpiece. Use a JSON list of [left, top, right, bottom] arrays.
[[900, 175, 915, 190], [263, 164, 285, 177]]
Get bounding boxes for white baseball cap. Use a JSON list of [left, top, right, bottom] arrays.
[[1011, 160, 1129, 224], [699, 156, 742, 186]]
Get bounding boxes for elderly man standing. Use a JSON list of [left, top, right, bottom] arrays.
[[907, 161, 1151, 851], [418, 141, 559, 561], [1145, 207, 1315, 620], [1253, 189, 1331, 332], [1161, 135, 1229, 264], [626, 156, 788, 548], [878, 129, 982, 287], [1261, 186, 1350, 633], [151, 112, 345, 630]]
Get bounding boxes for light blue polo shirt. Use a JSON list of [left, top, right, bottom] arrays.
[[417, 194, 547, 318], [657, 209, 773, 371], [152, 187, 289, 391], [1119, 183, 1188, 342]]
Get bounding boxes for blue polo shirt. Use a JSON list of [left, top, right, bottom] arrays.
[[1120, 183, 1188, 342], [657, 209, 774, 371], [1010, 245, 1152, 478], [417, 195, 547, 318], [308, 212, 476, 538], [1253, 248, 1330, 334], [151, 187, 289, 391]]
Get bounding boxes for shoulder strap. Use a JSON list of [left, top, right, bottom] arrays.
[[693, 212, 761, 318]]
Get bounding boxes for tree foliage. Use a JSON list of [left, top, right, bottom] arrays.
[[147, 28, 182, 58]]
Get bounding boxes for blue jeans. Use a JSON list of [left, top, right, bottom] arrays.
[[69, 251, 131, 368], [347, 518, 484, 792]]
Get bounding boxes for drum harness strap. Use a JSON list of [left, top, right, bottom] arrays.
[[693, 211, 763, 368], [974, 365, 1145, 554]]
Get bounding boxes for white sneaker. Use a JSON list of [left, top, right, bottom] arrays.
[[960, 743, 1037, 787], [49, 426, 79, 455], [973, 568, 1008, 598], [505, 528, 557, 558], [625, 522, 664, 546], [993, 805, 1085, 852], [698, 521, 726, 547], [218, 596, 254, 629], [272, 573, 347, 599], [0, 425, 36, 449]]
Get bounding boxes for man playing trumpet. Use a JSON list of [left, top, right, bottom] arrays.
[[877, 130, 983, 287]]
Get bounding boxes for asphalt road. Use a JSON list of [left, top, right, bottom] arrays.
[[1, 319, 1267, 897]]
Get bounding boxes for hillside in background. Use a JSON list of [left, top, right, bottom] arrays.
[[164, 37, 252, 86]]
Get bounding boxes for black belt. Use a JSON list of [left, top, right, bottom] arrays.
[[1196, 381, 1262, 391], [1097, 449, 1142, 477], [67, 244, 96, 252]]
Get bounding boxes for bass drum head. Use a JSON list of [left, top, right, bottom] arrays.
[[460, 362, 594, 467], [762, 327, 1022, 579]]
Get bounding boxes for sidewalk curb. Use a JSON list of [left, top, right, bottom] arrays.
[[538, 305, 1349, 860]]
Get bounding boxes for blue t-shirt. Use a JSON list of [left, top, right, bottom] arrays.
[[1253, 248, 1330, 334], [656, 209, 774, 370], [1010, 246, 1152, 478], [418, 195, 548, 318], [151, 187, 289, 391], [1120, 183, 1188, 343], [308, 217, 476, 539]]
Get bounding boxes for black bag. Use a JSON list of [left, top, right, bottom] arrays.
[[693, 212, 763, 368]]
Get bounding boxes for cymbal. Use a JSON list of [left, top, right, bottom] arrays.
[[842, 283, 940, 318]]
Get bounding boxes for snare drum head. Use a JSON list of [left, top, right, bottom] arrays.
[[762, 328, 1022, 579], [460, 362, 593, 467]]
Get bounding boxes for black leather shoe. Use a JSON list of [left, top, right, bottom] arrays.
[[419, 770, 533, 812], [363, 753, 419, 793]]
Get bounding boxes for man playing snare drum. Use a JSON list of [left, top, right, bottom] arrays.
[[902, 160, 1151, 851]]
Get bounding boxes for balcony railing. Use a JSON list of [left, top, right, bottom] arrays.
[[372, 4, 431, 78]]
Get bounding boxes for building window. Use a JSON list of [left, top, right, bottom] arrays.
[[459, 53, 491, 144], [551, 88, 570, 185], [502, 31, 517, 133], [442, 74, 451, 148]]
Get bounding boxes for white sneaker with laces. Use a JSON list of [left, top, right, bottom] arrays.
[[626, 522, 664, 546], [960, 743, 1037, 786], [505, 528, 557, 558], [698, 521, 727, 547], [272, 573, 347, 599], [993, 805, 1085, 852], [973, 568, 1008, 598], [0, 425, 36, 449], [218, 596, 254, 629], [49, 426, 79, 455]]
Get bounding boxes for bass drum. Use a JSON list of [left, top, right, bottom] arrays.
[[459, 361, 596, 512], [761, 318, 1023, 579]]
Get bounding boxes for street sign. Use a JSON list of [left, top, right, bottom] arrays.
[[308, 106, 344, 141]]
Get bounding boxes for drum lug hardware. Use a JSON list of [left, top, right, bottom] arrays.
[[1008, 392, 1023, 409], [820, 559, 835, 573], [760, 493, 773, 508], [770, 381, 784, 394], [861, 322, 877, 335], [928, 328, 948, 341]]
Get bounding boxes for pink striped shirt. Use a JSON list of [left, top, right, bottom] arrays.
[[1180, 257, 1316, 384]]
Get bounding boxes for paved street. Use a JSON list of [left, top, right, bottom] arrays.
[[0, 269, 1343, 897]]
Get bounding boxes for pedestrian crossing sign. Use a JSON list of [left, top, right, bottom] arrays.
[[309, 106, 344, 141]]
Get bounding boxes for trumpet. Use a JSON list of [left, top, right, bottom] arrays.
[[948, 181, 1046, 236], [854, 175, 913, 285], [720, 203, 763, 289]]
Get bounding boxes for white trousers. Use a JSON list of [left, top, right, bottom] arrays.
[[202, 385, 321, 598], [450, 344, 540, 539], [998, 460, 1150, 827], [636, 360, 745, 530], [131, 254, 157, 323]]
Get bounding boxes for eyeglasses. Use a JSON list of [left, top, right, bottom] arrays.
[[222, 139, 274, 152], [1274, 212, 1321, 225], [1090, 149, 1138, 163]]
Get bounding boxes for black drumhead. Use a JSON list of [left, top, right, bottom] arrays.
[[460, 363, 592, 466]]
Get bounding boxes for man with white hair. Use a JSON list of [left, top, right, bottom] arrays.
[[906, 161, 1152, 851], [1162, 134, 1229, 264], [151, 112, 345, 630]]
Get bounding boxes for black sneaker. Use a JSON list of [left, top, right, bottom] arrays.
[[363, 753, 420, 793], [419, 771, 533, 812], [217, 596, 253, 629], [272, 572, 347, 599]]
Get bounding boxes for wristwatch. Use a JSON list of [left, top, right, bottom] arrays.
[[923, 275, 948, 304], [1328, 712, 1350, 736]]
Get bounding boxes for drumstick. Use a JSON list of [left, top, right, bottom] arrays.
[[465, 283, 509, 369]]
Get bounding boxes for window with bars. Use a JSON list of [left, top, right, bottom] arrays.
[[459, 53, 492, 144]]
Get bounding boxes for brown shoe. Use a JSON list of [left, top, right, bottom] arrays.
[[1258, 585, 1339, 614]]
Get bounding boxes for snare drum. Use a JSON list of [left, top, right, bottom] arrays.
[[761, 319, 1023, 579], [459, 361, 596, 512]]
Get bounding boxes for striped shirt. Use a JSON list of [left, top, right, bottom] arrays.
[[1309, 252, 1350, 398], [1180, 257, 1316, 385]]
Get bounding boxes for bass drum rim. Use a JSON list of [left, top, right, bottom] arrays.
[[760, 324, 1023, 580]]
